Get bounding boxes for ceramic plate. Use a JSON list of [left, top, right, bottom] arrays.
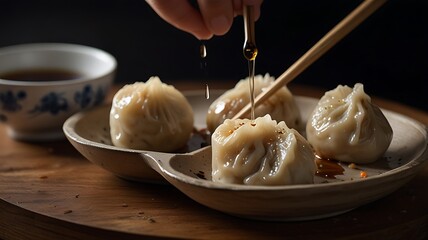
[[63, 90, 428, 220]]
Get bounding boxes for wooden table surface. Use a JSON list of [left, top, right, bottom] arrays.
[[1, 82, 427, 240]]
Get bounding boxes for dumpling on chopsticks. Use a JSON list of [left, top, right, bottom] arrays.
[[305, 83, 393, 164], [109, 76, 194, 152], [211, 114, 316, 186], [206, 73, 302, 133]]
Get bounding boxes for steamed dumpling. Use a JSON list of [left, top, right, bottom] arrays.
[[206, 73, 302, 133], [109, 77, 194, 152], [212, 114, 316, 186], [306, 83, 393, 164]]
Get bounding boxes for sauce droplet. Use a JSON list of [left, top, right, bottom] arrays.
[[200, 43, 207, 58], [243, 42, 258, 61], [205, 83, 210, 99]]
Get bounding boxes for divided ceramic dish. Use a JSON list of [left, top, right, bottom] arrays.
[[63, 90, 428, 220]]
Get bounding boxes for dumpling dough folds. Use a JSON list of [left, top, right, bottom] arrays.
[[206, 73, 302, 133], [110, 77, 194, 152], [212, 114, 316, 186], [306, 83, 393, 164]]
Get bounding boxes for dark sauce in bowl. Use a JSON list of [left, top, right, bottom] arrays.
[[0, 68, 82, 81]]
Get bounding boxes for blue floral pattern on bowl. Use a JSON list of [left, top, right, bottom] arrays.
[[0, 84, 108, 122], [75, 85, 94, 109], [94, 87, 107, 106], [74, 84, 107, 108], [0, 90, 27, 122], [29, 92, 69, 116]]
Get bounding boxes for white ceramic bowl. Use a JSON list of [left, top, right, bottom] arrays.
[[0, 43, 116, 141]]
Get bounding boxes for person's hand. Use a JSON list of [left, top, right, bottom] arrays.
[[146, 0, 263, 40]]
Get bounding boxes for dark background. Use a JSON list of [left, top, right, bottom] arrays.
[[1, 0, 427, 111]]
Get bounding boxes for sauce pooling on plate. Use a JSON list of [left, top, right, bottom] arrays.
[[315, 157, 345, 179]]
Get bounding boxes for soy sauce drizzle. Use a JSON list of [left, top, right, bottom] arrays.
[[243, 6, 258, 120], [200, 42, 210, 99], [246, 57, 256, 120], [244, 42, 258, 120]]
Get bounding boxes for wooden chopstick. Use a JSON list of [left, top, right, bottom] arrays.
[[232, 0, 388, 120]]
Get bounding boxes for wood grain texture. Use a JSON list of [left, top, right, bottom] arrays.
[[1, 83, 427, 240]]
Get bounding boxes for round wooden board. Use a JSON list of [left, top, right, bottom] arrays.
[[1, 83, 427, 240]]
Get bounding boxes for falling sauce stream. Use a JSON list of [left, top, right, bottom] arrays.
[[243, 43, 258, 120], [243, 6, 258, 120], [200, 42, 210, 100]]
